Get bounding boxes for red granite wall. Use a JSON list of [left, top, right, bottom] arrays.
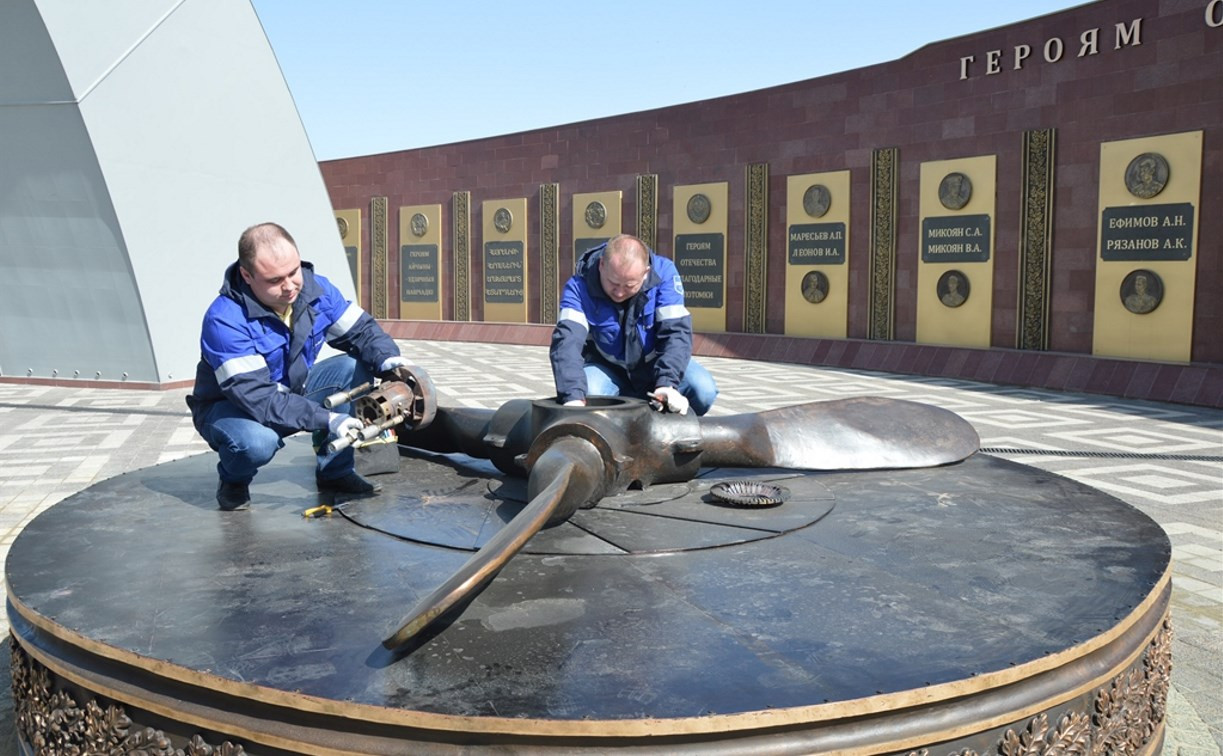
[[322, 0, 1222, 379]]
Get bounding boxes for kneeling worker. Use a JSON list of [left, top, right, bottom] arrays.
[[187, 222, 416, 511], [550, 233, 717, 415]]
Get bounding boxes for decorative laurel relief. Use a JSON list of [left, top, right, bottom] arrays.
[[906, 618, 1170, 756], [453, 191, 471, 321], [1018, 128, 1056, 350], [371, 196, 388, 319], [745, 163, 769, 334], [636, 174, 658, 252], [540, 183, 559, 321], [869, 148, 898, 340], [10, 640, 247, 754]]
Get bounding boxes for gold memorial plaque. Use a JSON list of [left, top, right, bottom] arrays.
[[410, 212, 429, 237], [938, 172, 973, 210], [801, 270, 829, 304], [937, 270, 970, 308], [1120, 269, 1163, 314], [493, 207, 513, 233], [1125, 152, 1170, 199], [802, 184, 831, 218], [686, 193, 712, 224], [336, 216, 349, 238], [584, 201, 607, 229]]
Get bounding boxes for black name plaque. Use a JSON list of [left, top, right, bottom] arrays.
[[400, 244, 439, 302], [675, 233, 724, 309], [484, 241, 524, 304], [1100, 203, 1194, 261], [788, 223, 846, 265], [921, 214, 991, 263]]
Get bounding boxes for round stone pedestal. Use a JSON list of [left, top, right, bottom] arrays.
[[6, 438, 1170, 754]]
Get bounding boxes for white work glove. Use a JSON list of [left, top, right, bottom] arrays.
[[563, 399, 586, 407], [651, 386, 689, 415], [328, 412, 363, 438], [378, 356, 411, 373], [378, 355, 417, 385]]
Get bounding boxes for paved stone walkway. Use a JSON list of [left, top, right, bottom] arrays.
[[1, 340, 1219, 753]]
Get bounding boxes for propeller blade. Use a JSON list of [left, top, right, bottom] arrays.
[[698, 396, 979, 470], [382, 435, 604, 651]]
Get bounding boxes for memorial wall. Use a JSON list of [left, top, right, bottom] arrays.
[[321, 0, 1223, 405]]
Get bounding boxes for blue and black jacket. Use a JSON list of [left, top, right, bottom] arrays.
[[186, 261, 399, 436], [550, 243, 693, 404]]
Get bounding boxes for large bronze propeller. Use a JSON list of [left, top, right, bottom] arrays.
[[379, 392, 979, 651]]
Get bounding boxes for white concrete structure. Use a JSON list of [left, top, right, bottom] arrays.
[[0, 0, 351, 386]]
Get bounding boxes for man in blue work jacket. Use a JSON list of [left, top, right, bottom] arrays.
[[550, 233, 717, 415], [187, 222, 415, 511]]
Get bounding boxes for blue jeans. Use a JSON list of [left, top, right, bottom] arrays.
[[198, 355, 372, 484], [584, 358, 718, 416]]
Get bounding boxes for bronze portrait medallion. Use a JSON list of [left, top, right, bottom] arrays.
[[1120, 269, 1163, 314], [937, 269, 970, 308], [800, 270, 829, 304], [410, 213, 429, 238], [493, 207, 513, 233], [686, 193, 712, 224], [584, 201, 607, 230], [1124, 153, 1170, 200], [802, 184, 831, 218], [938, 172, 973, 211], [336, 216, 349, 239]]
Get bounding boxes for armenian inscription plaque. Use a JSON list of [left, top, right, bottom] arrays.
[[484, 242, 524, 304], [1100, 204, 1193, 261], [921, 215, 991, 263], [788, 223, 846, 265], [675, 233, 724, 309]]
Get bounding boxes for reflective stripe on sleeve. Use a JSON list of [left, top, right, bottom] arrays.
[[215, 354, 267, 383], [656, 303, 690, 321], [325, 303, 365, 340], [559, 307, 589, 330]]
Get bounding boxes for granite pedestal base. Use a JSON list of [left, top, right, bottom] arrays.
[[5, 437, 1171, 754]]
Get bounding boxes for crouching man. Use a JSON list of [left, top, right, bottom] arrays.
[[187, 222, 418, 510]]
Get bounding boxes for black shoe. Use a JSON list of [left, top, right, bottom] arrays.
[[216, 480, 251, 511], [316, 471, 382, 496]]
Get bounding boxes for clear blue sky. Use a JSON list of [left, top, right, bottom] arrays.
[[250, 1, 1087, 161]]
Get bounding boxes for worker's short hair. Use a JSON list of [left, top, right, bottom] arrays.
[[238, 222, 297, 272]]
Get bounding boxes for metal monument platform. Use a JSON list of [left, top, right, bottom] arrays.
[[6, 410, 1171, 753]]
